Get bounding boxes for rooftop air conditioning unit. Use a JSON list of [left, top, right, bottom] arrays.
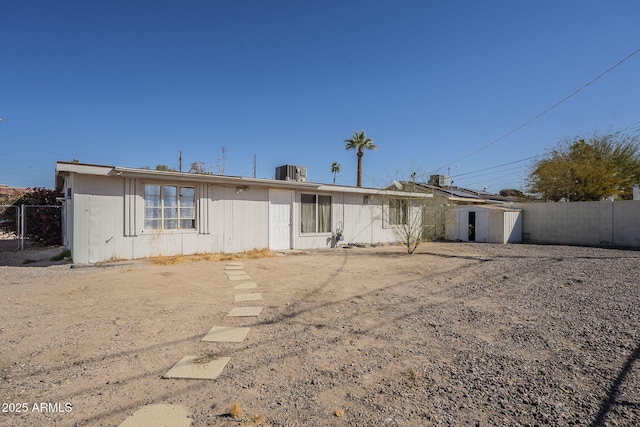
[[428, 174, 452, 187], [275, 165, 307, 182]]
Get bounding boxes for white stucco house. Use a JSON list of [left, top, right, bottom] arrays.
[[55, 162, 430, 264]]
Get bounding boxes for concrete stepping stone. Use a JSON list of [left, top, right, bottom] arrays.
[[119, 404, 191, 427], [163, 355, 231, 380], [227, 274, 251, 281], [202, 326, 250, 342], [235, 293, 262, 302], [225, 270, 249, 276], [227, 306, 263, 317], [234, 281, 257, 290], [224, 265, 244, 270]]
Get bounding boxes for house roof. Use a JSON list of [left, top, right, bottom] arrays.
[[55, 161, 432, 199]]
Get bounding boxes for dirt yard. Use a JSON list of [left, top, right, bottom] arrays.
[[1, 242, 639, 426]]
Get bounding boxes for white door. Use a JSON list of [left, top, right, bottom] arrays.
[[269, 189, 292, 250]]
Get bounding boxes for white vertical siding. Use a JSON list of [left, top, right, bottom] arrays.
[[474, 210, 490, 242], [445, 206, 522, 244], [293, 193, 399, 249], [71, 175, 124, 263], [197, 183, 210, 235], [64, 170, 431, 263], [123, 178, 137, 237], [504, 211, 522, 243]]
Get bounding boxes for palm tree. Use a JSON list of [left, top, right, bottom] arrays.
[[331, 162, 341, 185], [345, 130, 377, 187]]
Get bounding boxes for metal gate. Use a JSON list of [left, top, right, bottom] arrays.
[[0, 205, 63, 250], [422, 205, 447, 241]]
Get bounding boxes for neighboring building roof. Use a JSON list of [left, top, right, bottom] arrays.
[[387, 181, 511, 204], [0, 185, 28, 198], [450, 204, 522, 213]]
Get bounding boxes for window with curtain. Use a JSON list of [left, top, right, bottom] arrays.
[[144, 184, 196, 230], [389, 199, 408, 225], [301, 193, 332, 233]]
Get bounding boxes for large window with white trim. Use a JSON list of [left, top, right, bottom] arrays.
[[301, 194, 332, 233], [144, 185, 196, 230]]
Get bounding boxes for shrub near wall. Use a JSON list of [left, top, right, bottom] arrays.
[[0, 188, 63, 246]]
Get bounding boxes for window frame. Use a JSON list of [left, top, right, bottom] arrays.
[[300, 193, 332, 234], [388, 198, 408, 226], [143, 183, 197, 232]]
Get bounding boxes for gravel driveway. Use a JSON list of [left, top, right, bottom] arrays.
[[1, 243, 639, 426]]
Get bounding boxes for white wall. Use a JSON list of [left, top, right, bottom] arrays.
[[64, 173, 414, 263], [340, 194, 396, 245], [503, 211, 523, 243], [71, 175, 125, 263], [445, 206, 522, 244], [292, 193, 398, 249], [514, 200, 640, 247]]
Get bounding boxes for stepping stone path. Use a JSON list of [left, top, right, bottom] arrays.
[[201, 326, 251, 342], [163, 355, 232, 380], [234, 281, 257, 289], [227, 306, 264, 317], [119, 404, 191, 427], [235, 292, 263, 302], [121, 261, 266, 426]]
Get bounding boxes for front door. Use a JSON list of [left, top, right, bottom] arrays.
[[269, 189, 292, 250]]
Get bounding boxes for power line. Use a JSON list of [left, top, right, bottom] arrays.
[[462, 170, 529, 189], [432, 47, 640, 173], [450, 155, 539, 178], [448, 118, 640, 189], [454, 164, 529, 183], [615, 119, 640, 134]]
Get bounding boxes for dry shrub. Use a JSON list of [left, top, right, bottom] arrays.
[[229, 401, 243, 418], [149, 248, 276, 265], [246, 413, 265, 425], [192, 350, 221, 364], [402, 368, 422, 386], [335, 408, 346, 417]]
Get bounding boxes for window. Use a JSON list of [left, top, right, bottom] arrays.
[[144, 185, 196, 230], [301, 194, 332, 233], [389, 199, 408, 225]]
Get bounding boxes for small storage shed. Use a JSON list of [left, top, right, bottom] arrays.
[[445, 205, 522, 243]]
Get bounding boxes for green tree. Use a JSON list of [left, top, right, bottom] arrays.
[[331, 162, 341, 185], [155, 164, 177, 172], [345, 130, 377, 187], [527, 133, 640, 201], [499, 188, 531, 201]]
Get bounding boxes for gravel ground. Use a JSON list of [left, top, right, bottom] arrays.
[[1, 242, 639, 426]]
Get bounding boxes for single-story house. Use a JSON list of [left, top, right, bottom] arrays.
[[55, 162, 431, 264], [445, 205, 522, 243]]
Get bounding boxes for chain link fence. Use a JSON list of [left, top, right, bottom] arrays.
[[0, 205, 63, 251], [422, 205, 448, 241]]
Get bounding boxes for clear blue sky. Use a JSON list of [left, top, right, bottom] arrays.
[[2, 0, 639, 192]]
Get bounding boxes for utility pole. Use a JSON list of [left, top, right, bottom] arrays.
[[253, 154, 257, 178], [179, 150, 183, 172]]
